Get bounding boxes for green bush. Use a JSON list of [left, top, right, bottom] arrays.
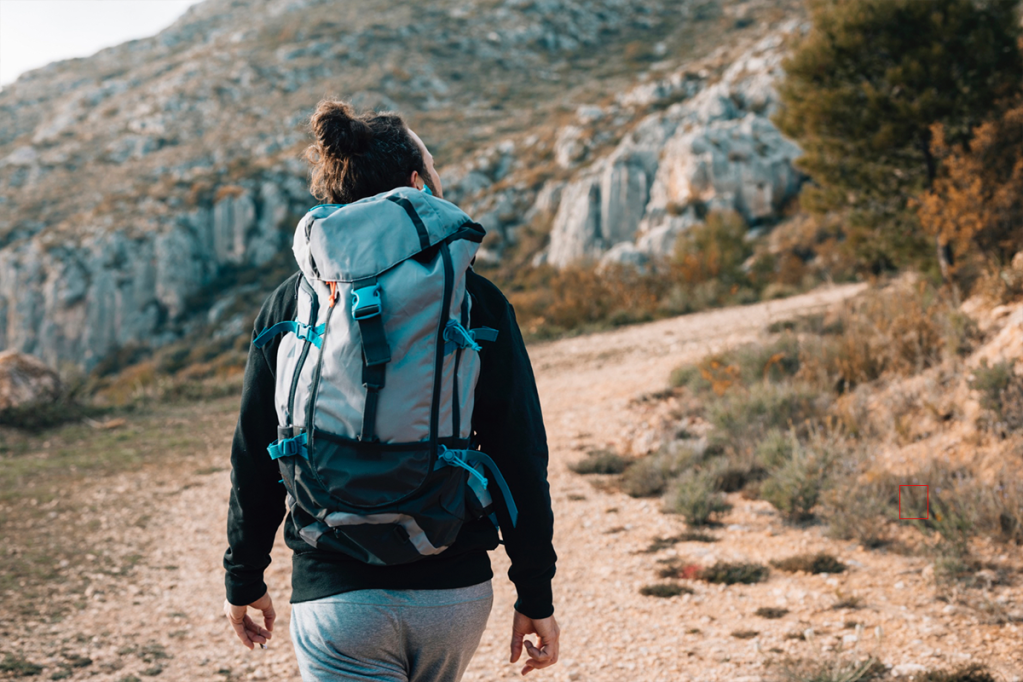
[[668, 469, 732, 526]]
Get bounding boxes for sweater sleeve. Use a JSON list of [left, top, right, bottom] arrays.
[[223, 284, 294, 606], [471, 278, 557, 619]]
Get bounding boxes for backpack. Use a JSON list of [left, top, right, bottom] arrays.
[[253, 187, 518, 566]]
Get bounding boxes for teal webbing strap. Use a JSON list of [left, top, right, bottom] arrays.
[[267, 432, 308, 460], [435, 447, 518, 527], [253, 321, 326, 349], [465, 450, 518, 527], [443, 323, 498, 355]]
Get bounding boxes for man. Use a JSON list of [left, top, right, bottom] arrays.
[[222, 100, 559, 681]]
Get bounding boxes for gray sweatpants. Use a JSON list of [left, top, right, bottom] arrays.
[[290, 581, 493, 682]]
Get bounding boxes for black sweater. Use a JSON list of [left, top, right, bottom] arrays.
[[223, 270, 557, 619]]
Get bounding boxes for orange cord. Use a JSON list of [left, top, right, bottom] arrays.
[[328, 281, 339, 308]]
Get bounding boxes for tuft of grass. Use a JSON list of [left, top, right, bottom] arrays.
[[677, 530, 718, 543], [772, 657, 885, 682], [770, 552, 847, 574], [918, 665, 997, 682], [832, 593, 863, 610], [639, 583, 693, 598], [755, 607, 789, 619], [668, 469, 732, 526], [697, 561, 769, 585], [568, 449, 631, 475], [0, 652, 44, 677], [731, 629, 759, 639]]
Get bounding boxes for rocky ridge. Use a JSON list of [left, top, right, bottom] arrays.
[[0, 0, 803, 370]]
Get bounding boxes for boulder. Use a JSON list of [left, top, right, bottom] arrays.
[[0, 350, 61, 410]]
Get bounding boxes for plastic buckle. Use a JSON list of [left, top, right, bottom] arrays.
[[351, 285, 382, 320]]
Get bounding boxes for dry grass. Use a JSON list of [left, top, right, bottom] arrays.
[[770, 553, 847, 574], [755, 606, 790, 619], [639, 583, 694, 598], [697, 561, 769, 585]]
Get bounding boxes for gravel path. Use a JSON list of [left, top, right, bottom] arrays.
[[8, 282, 1023, 681]]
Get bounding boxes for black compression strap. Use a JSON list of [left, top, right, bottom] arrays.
[[360, 363, 385, 441], [387, 195, 431, 250], [353, 277, 390, 441]]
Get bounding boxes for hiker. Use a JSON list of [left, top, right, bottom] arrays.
[[222, 100, 558, 682]]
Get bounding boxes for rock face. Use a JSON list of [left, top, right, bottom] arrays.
[[0, 350, 61, 410], [544, 29, 804, 268], [0, 0, 705, 370], [0, 0, 805, 370], [0, 171, 311, 369]]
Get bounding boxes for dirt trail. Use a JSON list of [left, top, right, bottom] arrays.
[[10, 282, 1023, 681]]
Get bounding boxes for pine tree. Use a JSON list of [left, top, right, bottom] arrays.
[[775, 0, 1023, 273]]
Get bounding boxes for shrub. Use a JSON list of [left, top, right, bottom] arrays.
[[0, 653, 43, 676], [770, 553, 847, 574], [621, 444, 700, 498], [970, 360, 1023, 430], [568, 450, 631, 475], [822, 474, 898, 548], [697, 561, 769, 585], [755, 428, 795, 470], [707, 382, 826, 451], [731, 629, 759, 639], [798, 283, 978, 393], [761, 427, 841, 522], [755, 607, 789, 619], [668, 469, 732, 526], [672, 211, 753, 288], [639, 583, 693, 598]]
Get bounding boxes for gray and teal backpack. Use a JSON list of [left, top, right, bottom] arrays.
[[254, 186, 517, 566]]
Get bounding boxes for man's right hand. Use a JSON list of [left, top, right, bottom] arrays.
[[510, 610, 560, 675], [224, 591, 275, 650]]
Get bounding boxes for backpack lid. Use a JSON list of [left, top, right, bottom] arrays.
[[293, 186, 483, 283]]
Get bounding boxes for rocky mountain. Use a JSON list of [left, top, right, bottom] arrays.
[[0, 0, 804, 371]]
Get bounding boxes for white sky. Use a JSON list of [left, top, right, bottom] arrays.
[[0, 0, 205, 86]]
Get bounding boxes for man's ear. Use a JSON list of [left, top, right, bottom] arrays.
[[409, 170, 423, 190]]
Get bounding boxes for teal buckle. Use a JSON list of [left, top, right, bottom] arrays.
[[268, 433, 309, 460], [352, 285, 382, 320]]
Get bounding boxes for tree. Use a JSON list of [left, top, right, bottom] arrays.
[[775, 0, 1023, 273], [917, 102, 1023, 281]]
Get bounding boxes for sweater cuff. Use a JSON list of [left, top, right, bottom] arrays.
[[513, 579, 554, 619], [225, 577, 268, 607]]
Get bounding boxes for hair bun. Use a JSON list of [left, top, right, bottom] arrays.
[[311, 100, 372, 159]]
